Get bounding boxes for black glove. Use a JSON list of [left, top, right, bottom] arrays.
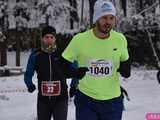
[[126, 97, 130, 101], [69, 86, 77, 98], [76, 67, 89, 79], [117, 59, 131, 78], [27, 84, 36, 93]]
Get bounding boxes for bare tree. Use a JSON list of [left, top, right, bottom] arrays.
[[68, 0, 79, 29], [14, 0, 28, 66], [0, 0, 8, 66], [88, 0, 96, 26], [0, 32, 7, 66]]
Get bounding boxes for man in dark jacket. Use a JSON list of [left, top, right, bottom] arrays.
[[24, 26, 88, 120]]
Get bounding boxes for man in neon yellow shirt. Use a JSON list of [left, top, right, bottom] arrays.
[[62, 0, 130, 120]]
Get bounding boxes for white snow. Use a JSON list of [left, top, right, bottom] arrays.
[[0, 52, 160, 120]]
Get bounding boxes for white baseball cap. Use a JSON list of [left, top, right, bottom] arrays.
[[93, 0, 116, 23]]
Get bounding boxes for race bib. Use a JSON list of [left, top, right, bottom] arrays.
[[88, 59, 112, 77], [41, 81, 61, 96]]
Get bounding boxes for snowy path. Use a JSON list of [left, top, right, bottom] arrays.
[[0, 70, 160, 120]]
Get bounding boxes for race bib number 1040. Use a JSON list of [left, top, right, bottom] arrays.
[[88, 59, 112, 77]]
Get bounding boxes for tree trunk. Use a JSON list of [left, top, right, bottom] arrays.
[[89, 0, 96, 26], [16, 31, 20, 66], [46, 15, 49, 26], [122, 0, 127, 16], [80, 0, 84, 25], [0, 41, 7, 66], [69, 0, 78, 29]]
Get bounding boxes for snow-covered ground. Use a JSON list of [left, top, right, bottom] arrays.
[[0, 52, 160, 120]]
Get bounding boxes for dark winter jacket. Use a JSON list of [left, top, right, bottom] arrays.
[[24, 49, 70, 101]]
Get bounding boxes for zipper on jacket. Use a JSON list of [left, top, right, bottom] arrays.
[[49, 54, 52, 100]]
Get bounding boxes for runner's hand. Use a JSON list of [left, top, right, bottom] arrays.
[[27, 84, 36, 93], [76, 67, 89, 79], [69, 86, 77, 98]]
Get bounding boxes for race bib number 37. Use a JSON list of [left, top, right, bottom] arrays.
[[41, 81, 61, 96], [88, 59, 112, 77]]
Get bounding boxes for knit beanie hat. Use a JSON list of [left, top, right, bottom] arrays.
[[41, 26, 56, 38], [41, 26, 57, 53], [93, 0, 116, 24]]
